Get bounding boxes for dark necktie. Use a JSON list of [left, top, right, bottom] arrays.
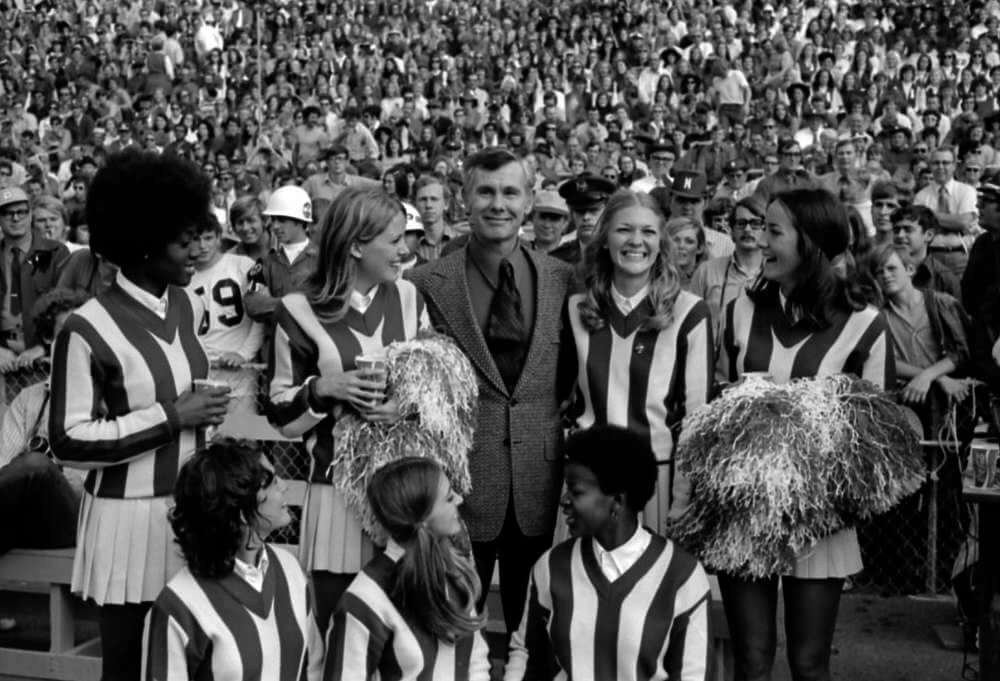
[[10, 247, 22, 316], [486, 259, 527, 392]]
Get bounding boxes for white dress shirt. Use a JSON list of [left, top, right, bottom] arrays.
[[611, 283, 650, 315], [593, 525, 653, 581]]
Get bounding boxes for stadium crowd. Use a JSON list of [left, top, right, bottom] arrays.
[[2, 0, 1000, 679]]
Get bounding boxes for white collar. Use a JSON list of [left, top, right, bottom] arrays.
[[116, 271, 168, 319], [611, 283, 650, 315], [281, 239, 310, 263], [593, 525, 652, 581], [385, 538, 405, 561], [232, 548, 270, 592], [350, 285, 378, 313]]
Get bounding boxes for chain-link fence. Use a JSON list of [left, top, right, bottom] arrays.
[[2, 362, 982, 595], [3, 362, 308, 545]]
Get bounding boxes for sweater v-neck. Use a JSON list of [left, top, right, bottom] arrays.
[[212, 546, 278, 619], [579, 534, 665, 600]]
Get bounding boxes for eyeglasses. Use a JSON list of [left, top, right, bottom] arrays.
[[783, 151, 802, 157], [623, 144, 636, 150], [0, 208, 28, 220], [733, 218, 764, 230], [650, 155, 675, 163]]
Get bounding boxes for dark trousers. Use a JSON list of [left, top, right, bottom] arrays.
[[718, 574, 844, 681], [0, 451, 79, 554], [471, 498, 552, 633], [99, 602, 151, 681], [312, 570, 355, 639]]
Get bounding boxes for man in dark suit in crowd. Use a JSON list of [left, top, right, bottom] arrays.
[[407, 148, 573, 632]]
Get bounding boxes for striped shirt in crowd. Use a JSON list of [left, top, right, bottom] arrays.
[[324, 542, 491, 681], [505, 534, 711, 681], [142, 545, 323, 681], [49, 275, 208, 498]]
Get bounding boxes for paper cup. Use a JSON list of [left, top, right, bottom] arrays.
[[193, 378, 230, 441], [355, 354, 387, 407], [970, 440, 999, 488]]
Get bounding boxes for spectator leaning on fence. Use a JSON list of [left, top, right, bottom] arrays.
[[47, 150, 232, 681]]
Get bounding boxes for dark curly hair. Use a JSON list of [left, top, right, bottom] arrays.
[[87, 149, 211, 268], [170, 440, 274, 579], [565, 425, 657, 515]]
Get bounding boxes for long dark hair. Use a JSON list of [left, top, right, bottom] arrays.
[[749, 189, 870, 328], [368, 458, 485, 642], [170, 441, 275, 579]]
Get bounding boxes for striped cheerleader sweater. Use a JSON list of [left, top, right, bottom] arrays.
[[48, 279, 208, 498], [142, 545, 323, 681], [323, 544, 491, 681], [505, 535, 711, 681], [268, 282, 427, 484]]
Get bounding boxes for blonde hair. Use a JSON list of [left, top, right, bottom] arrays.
[[368, 458, 485, 642], [305, 187, 404, 323], [578, 189, 682, 332]]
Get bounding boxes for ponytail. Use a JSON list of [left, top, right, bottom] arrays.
[[368, 458, 486, 642]]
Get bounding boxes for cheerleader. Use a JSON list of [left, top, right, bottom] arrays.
[[143, 441, 323, 680], [718, 188, 893, 681], [562, 189, 713, 535], [267, 187, 428, 634], [48, 151, 231, 681], [325, 457, 489, 680]]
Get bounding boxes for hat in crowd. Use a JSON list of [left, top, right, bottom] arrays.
[[671, 170, 708, 199], [534, 141, 552, 156], [402, 201, 423, 233], [778, 138, 802, 155], [979, 183, 1000, 203], [533, 189, 569, 216], [558, 173, 617, 210], [0, 186, 28, 210], [884, 125, 912, 139], [263, 185, 313, 223], [723, 159, 746, 174], [648, 139, 677, 156]]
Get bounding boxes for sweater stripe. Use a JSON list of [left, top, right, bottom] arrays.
[[200, 579, 263, 679]]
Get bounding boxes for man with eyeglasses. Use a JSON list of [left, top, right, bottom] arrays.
[[0, 187, 70, 370], [961, 152, 986, 188], [752, 139, 817, 202], [914, 147, 979, 277], [630, 140, 675, 193]]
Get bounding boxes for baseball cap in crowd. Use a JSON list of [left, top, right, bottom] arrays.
[[723, 159, 747, 175], [402, 201, 423, 233], [533, 189, 569, 217], [671, 170, 708, 199], [558, 173, 617, 210], [0, 186, 29, 210]]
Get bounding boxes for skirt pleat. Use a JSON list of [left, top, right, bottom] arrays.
[[299, 483, 374, 574], [790, 528, 863, 579], [72, 494, 183, 605]]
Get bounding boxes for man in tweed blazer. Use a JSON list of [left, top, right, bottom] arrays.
[[407, 148, 573, 632]]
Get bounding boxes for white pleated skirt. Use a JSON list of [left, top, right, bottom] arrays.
[[788, 528, 863, 579], [72, 493, 184, 605], [298, 482, 375, 574]]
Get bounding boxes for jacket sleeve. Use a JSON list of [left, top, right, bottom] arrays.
[[267, 305, 328, 438], [48, 316, 181, 468]]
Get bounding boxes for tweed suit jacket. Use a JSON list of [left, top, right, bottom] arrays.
[[407, 245, 573, 542]]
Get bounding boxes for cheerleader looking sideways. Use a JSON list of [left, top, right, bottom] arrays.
[[718, 188, 893, 681], [143, 441, 323, 680], [267, 187, 428, 633], [48, 150, 231, 681], [505, 425, 711, 681], [324, 457, 490, 681]]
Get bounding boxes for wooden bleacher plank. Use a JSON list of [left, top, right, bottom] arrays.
[[0, 648, 100, 681]]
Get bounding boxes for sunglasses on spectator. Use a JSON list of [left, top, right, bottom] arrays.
[[733, 218, 764, 230], [0, 208, 29, 220]]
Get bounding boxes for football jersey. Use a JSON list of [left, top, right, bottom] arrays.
[[188, 253, 265, 361]]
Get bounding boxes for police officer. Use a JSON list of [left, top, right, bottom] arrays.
[[552, 172, 617, 264]]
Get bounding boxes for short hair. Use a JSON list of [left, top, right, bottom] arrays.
[[564, 425, 657, 514], [197, 212, 222, 235], [834, 138, 857, 153], [462, 147, 528, 195], [870, 179, 908, 203], [890, 203, 939, 233], [170, 440, 275, 579], [31, 288, 90, 341], [413, 174, 448, 199], [229, 195, 264, 226], [87, 150, 211, 267], [33, 195, 68, 224]]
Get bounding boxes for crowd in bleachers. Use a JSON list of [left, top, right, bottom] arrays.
[[3, 0, 1000, 679]]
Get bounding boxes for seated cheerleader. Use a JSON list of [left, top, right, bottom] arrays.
[[142, 441, 323, 681], [324, 457, 490, 680], [505, 425, 711, 681]]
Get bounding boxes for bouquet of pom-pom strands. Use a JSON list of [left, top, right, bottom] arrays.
[[327, 332, 478, 541], [666, 374, 924, 579]]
